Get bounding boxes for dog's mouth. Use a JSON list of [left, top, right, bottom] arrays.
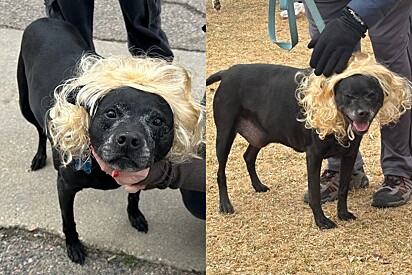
[[345, 118, 371, 140], [351, 120, 370, 134], [91, 148, 151, 188], [105, 155, 151, 172], [92, 146, 151, 173], [341, 114, 371, 141], [343, 111, 373, 136]]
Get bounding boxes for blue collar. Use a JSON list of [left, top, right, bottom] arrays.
[[74, 158, 92, 174]]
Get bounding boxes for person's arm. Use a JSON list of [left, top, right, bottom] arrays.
[[309, 0, 401, 77], [92, 147, 205, 193], [347, 0, 400, 28], [140, 159, 206, 192]]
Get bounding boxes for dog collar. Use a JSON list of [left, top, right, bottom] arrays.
[[74, 158, 92, 174]]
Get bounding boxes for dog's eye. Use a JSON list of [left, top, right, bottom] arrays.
[[105, 109, 117, 119], [152, 117, 164, 126]]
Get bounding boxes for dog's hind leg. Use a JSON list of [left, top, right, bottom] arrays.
[[17, 54, 47, 171], [216, 126, 237, 214], [127, 191, 148, 233], [57, 172, 85, 264], [243, 145, 269, 192], [337, 155, 357, 221]]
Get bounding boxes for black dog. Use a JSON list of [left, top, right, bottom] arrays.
[[207, 63, 385, 229], [18, 18, 204, 264]]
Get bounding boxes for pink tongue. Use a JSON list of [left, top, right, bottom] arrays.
[[353, 121, 369, 132]]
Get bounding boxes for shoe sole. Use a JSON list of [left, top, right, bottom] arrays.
[[371, 197, 410, 208]]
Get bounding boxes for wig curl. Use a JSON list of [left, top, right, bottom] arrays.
[[296, 53, 412, 143], [48, 54, 205, 166]]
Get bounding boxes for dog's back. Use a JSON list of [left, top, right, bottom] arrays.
[[209, 64, 309, 151], [18, 18, 92, 128], [18, 18, 93, 171]]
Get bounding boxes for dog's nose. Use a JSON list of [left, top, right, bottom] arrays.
[[357, 110, 370, 118], [116, 133, 140, 148]]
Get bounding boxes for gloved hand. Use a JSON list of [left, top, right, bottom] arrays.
[[308, 7, 367, 77]]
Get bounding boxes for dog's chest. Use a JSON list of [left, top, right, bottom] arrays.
[[61, 163, 121, 190], [318, 135, 362, 159]]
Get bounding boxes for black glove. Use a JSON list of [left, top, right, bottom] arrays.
[[308, 7, 367, 77]]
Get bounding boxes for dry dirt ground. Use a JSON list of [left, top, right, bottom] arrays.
[[205, 0, 412, 274]]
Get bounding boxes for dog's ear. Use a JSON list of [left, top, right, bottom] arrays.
[[48, 84, 92, 166], [333, 79, 343, 93], [368, 75, 381, 88], [67, 86, 83, 105], [66, 86, 94, 113]]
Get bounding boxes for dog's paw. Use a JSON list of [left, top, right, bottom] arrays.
[[66, 239, 85, 264], [315, 216, 337, 229], [338, 211, 357, 221], [253, 183, 270, 192], [31, 153, 47, 171], [219, 202, 234, 214], [129, 210, 148, 233]]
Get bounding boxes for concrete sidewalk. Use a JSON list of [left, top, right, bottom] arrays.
[[0, 14, 205, 275]]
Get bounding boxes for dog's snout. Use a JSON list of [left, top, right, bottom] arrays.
[[357, 110, 370, 118], [116, 133, 140, 148]]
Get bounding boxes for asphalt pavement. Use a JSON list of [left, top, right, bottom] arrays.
[[0, 0, 206, 273]]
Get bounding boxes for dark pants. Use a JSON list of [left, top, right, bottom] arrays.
[[44, 0, 173, 59]]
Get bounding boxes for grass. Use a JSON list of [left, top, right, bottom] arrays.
[[205, 0, 412, 274]]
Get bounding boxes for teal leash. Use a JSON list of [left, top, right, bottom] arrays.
[[268, 0, 298, 50], [304, 0, 325, 32], [268, 0, 325, 50]]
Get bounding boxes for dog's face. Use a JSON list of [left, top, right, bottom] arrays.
[[89, 87, 174, 172], [334, 74, 384, 135]]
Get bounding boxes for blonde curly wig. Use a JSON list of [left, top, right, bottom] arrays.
[[296, 53, 412, 144], [48, 54, 205, 166]]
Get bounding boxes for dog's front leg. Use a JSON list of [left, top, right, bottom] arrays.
[[57, 172, 85, 264], [306, 152, 337, 229], [127, 191, 148, 233], [30, 129, 47, 171], [337, 155, 357, 221]]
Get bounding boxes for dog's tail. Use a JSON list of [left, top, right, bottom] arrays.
[[206, 70, 226, 86]]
